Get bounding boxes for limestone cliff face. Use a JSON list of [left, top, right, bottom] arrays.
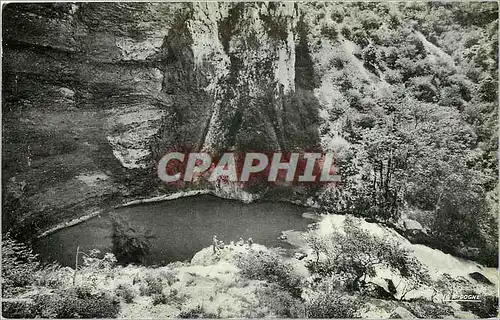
[[154, 2, 323, 156], [1, 3, 326, 237]]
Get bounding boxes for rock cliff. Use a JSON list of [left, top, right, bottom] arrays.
[[2, 3, 326, 237], [2, 1, 497, 258]]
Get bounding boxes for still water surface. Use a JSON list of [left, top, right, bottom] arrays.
[[34, 195, 312, 266]]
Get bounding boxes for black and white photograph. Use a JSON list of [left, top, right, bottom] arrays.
[[1, 1, 498, 318]]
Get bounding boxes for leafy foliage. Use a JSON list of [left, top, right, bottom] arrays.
[[138, 273, 164, 296], [115, 284, 136, 303], [236, 249, 303, 298], [1, 234, 41, 297], [458, 291, 499, 318], [178, 305, 219, 318], [402, 298, 454, 318], [312, 2, 498, 265], [306, 216, 430, 296], [306, 291, 361, 318], [254, 283, 305, 318], [38, 286, 120, 318], [2, 286, 120, 319], [305, 276, 362, 318], [151, 293, 169, 306], [110, 214, 155, 265]]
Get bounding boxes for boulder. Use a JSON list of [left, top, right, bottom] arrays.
[[390, 306, 417, 319], [302, 212, 321, 221], [58, 87, 75, 98], [294, 252, 307, 260], [361, 282, 395, 300], [468, 272, 493, 285], [403, 218, 423, 231]]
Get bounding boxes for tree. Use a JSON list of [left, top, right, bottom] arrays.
[[110, 215, 155, 265], [396, 255, 432, 300], [306, 215, 430, 296], [1, 234, 41, 297]]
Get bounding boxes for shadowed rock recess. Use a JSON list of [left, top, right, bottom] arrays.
[[2, 2, 498, 267]]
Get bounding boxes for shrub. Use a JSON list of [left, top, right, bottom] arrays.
[[458, 292, 498, 318], [110, 214, 154, 265], [255, 284, 305, 318], [139, 274, 163, 296], [304, 276, 362, 318], [2, 234, 40, 297], [42, 286, 120, 318], [2, 300, 36, 318], [341, 26, 352, 39], [152, 293, 168, 306], [33, 263, 69, 289], [236, 250, 303, 298], [306, 216, 430, 296], [320, 24, 338, 41], [178, 305, 218, 318], [3, 286, 121, 318], [159, 269, 179, 286], [165, 288, 189, 306], [82, 250, 117, 270], [305, 291, 361, 318], [115, 284, 136, 303], [79, 250, 117, 285]]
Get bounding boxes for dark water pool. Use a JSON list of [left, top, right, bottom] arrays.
[[34, 195, 312, 266]]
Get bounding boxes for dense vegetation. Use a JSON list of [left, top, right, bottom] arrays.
[[306, 216, 431, 296], [2, 235, 120, 318], [313, 2, 498, 266], [4, 226, 497, 318]]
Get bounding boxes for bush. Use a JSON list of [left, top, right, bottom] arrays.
[[38, 286, 120, 318], [2, 300, 36, 318], [236, 250, 303, 298], [458, 292, 498, 318], [139, 274, 164, 296], [81, 250, 117, 270], [341, 26, 352, 39], [115, 284, 136, 303], [320, 24, 338, 41], [159, 269, 179, 286], [110, 214, 154, 265], [164, 288, 188, 306], [255, 284, 305, 318], [152, 293, 168, 306], [33, 263, 70, 289], [3, 286, 121, 318], [305, 291, 361, 318], [178, 305, 218, 318], [402, 298, 454, 318], [306, 216, 430, 295], [2, 234, 40, 297], [79, 250, 117, 285]]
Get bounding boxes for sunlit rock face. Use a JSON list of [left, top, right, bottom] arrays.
[[154, 2, 321, 156], [1, 2, 329, 236]]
